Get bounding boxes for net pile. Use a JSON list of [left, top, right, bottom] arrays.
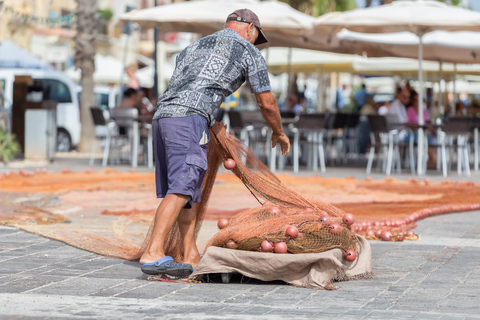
[[134, 122, 360, 261]]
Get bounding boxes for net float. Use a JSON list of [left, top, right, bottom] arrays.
[[223, 158, 236, 170], [382, 231, 392, 241], [217, 218, 229, 229], [342, 213, 355, 226], [274, 241, 288, 253], [261, 240, 273, 252], [406, 230, 415, 237], [344, 250, 357, 262], [285, 225, 299, 239], [374, 229, 383, 238], [330, 223, 342, 235], [226, 240, 237, 249], [366, 230, 375, 237], [396, 233, 405, 241], [270, 206, 281, 216], [321, 216, 331, 224]]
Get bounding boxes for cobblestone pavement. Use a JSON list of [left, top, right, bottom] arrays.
[[0, 156, 479, 319]]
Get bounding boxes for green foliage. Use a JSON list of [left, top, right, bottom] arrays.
[[434, 0, 461, 5], [279, 0, 357, 17], [97, 8, 113, 21], [0, 129, 20, 163], [280, 0, 462, 16]]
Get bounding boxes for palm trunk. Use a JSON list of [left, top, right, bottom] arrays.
[[74, 0, 97, 153]]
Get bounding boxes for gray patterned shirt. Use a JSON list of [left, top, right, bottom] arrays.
[[153, 28, 271, 127]]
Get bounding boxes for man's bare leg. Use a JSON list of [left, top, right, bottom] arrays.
[[177, 204, 201, 268], [139, 193, 190, 265]]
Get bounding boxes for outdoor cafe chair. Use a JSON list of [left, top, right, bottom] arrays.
[[438, 116, 472, 177], [89, 106, 118, 168], [108, 107, 153, 168], [289, 113, 327, 173], [472, 116, 480, 172], [228, 110, 269, 163], [366, 115, 413, 176], [324, 113, 349, 165]]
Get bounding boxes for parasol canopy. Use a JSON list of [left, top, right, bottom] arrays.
[[312, 0, 480, 175]]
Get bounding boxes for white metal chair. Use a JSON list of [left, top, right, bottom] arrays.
[[289, 114, 326, 173], [366, 115, 416, 176], [437, 116, 472, 177], [89, 107, 118, 167]]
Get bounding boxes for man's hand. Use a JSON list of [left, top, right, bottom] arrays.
[[254, 91, 291, 156], [272, 132, 290, 156]]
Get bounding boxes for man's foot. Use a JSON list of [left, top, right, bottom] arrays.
[[141, 256, 193, 276], [139, 252, 165, 266], [183, 252, 201, 269]]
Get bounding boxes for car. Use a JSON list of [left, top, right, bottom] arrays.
[[0, 68, 81, 152], [76, 84, 122, 111]]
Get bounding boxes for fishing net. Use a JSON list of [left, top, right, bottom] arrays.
[[133, 122, 360, 262]]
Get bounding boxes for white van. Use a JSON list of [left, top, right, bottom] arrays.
[[76, 84, 122, 111], [0, 68, 80, 152]]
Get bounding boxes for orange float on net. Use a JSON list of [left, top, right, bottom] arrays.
[[217, 218, 229, 229], [344, 250, 357, 262], [330, 223, 342, 235], [342, 213, 355, 226], [285, 225, 299, 239], [223, 158, 236, 170], [261, 240, 273, 252], [274, 241, 288, 253]]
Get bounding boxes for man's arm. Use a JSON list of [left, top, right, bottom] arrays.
[[254, 91, 290, 156]]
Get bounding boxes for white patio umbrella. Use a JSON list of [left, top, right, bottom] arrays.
[[120, 0, 316, 49], [119, 0, 392, 54], [352, 57, 480, 77], [264, 47, 356, 74], [66, 54, 173, 87], [66, 55, 126, 84], [338, 29, 480, 64], [312, 0, 480, 175]]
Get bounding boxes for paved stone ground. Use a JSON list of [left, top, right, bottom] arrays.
[[0, 155, 479, 319]]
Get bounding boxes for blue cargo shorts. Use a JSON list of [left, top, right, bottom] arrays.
[[153, 115, 210, 209]]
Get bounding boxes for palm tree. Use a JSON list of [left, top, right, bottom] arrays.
[[74, 0, 97, 153]]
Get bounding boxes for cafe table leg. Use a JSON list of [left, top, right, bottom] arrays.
[[148, 124, 153, 169], [474, 127, 478, 172], [132, 121, 139, 168]]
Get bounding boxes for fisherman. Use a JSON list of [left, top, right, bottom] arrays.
[[139, 9, 290, 277]]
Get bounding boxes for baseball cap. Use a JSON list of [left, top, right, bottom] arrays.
[[226, 9, 268, 46]]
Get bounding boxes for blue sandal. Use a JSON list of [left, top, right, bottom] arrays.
[[141, 256, 193, 276]]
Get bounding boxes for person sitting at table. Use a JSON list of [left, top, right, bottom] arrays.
[[285, 93, 303, 116], [387, 87, 409, 125], [406, 90, 429, 124], [119, 88, 141, 109]]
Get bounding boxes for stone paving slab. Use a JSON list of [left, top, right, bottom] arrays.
[[2, 212, 479, 320], [1, 162, 480, 318]]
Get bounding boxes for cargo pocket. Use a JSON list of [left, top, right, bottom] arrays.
[[185, 154, 208, 184], [185, 154, 207, 171]]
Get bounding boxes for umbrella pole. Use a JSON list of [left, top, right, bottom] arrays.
[[417, 34, 425, 176], [153, 0, 159, 99], [287, 47, 293, 95], [316, 66, 323, 112], [439, 60, 443, 117], [452, 63, 457, 114]]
